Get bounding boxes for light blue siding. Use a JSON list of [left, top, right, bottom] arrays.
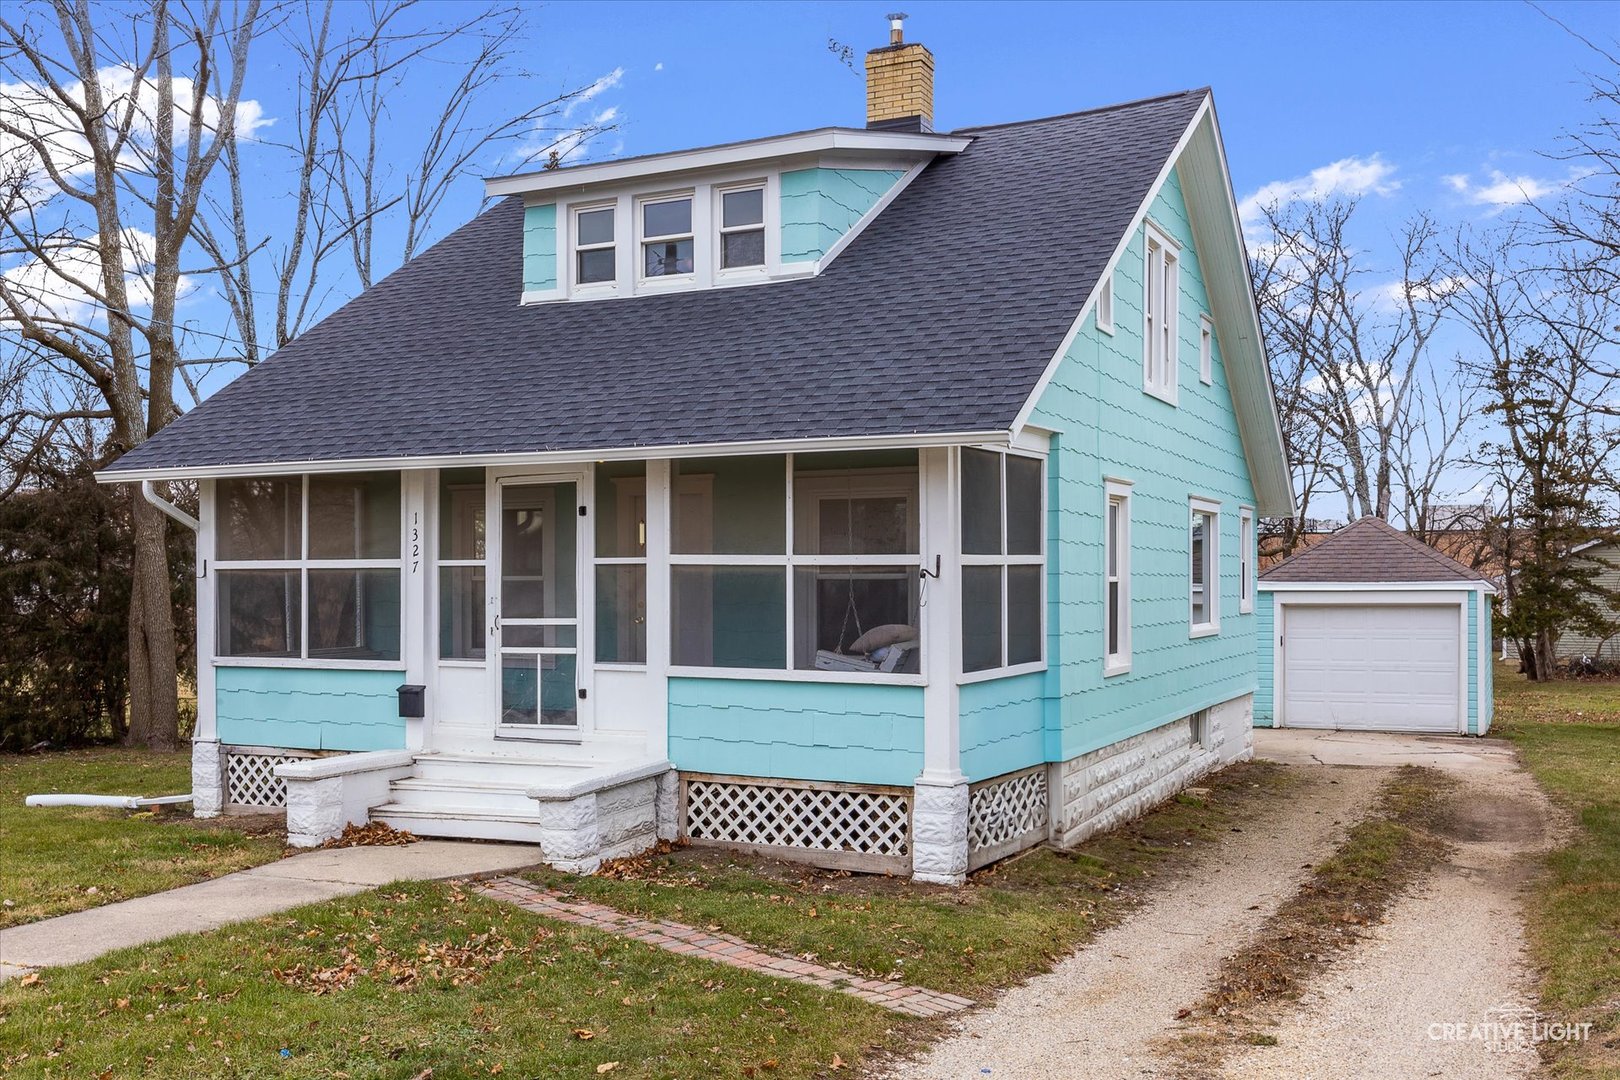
[[779, 168, 906, 263], [522, 203, 557, 292], [1028, 168, 1259, 762], [959, 673, 1046, 782], [1254, 590, 1275, 726], [216, 666, 406, 751], [668, 678, 923, 786], [1479, 592, 1494, 735]]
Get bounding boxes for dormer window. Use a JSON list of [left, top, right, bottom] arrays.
[[574, 206, 616, 285], [641, 196, 694, 278], [719, 184, 765, 269]]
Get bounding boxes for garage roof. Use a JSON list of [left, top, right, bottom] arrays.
[[1261, 516, 1492, 584]]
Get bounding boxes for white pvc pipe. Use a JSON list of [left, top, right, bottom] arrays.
[[140, 479, 200, 532], [25, 793, 194, 809]]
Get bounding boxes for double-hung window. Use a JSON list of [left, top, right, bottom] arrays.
[[641, 195, 694, 279], [1144, 223, 1180, 403], [1239, 508, 1255, 614], [1189, 497, 1220, 636], [1104, 479, 1132, 675], [717, 184, 765, 269], [668, 452, 921, 677], [217, 474, 403, 663], [574, 205, 616, 285], [961, 448, 1045, 675]]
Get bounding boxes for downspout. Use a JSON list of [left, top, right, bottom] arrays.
[[141, 479, 199, 532]]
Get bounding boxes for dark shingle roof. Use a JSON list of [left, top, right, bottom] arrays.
[[1261, 517, 1492, 584], [105, 90, 1207, 474]]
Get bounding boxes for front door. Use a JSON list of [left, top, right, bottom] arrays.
[[491, 476, 587, 737]]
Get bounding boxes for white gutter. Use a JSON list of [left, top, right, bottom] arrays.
[[26, 793, 193, 809], [140, 480, 199, 532]]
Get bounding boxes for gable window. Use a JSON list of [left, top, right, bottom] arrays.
[[1144, 223, 1180, 403], [1189, 497, 1220, 636], [641, 195, 694, 278], [961, 448, 1045, 675], [574, 206, 616, 285], [1199, 315, 1214, 385], [1104, 479, 1132, 675], [217, 474, 403, 664], [718, 184, 766, 269], [1239, 507, 1255, 614], [1096, 272, 1115, 334]]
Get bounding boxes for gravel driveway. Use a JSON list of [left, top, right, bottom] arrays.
[[885, 732, 1559, 1080]]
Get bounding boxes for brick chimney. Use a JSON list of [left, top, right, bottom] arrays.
[[865, 14, 934, 133]]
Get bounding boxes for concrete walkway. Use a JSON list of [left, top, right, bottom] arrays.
[[1254, 727, 1522, 776], [0, 840, 540, 980]]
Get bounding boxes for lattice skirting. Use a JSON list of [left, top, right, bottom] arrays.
[[966, 765, 1050, 871], [678, 774, 913, 875], [224, 747, 318, 809]]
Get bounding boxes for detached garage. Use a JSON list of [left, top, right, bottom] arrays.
[[1255, 517, 1496, 735]]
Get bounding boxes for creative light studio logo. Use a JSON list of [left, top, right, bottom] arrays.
[[1428, 1004, 1592, 1046]]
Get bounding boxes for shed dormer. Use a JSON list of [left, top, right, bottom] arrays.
[[486, 128, 969, 303]]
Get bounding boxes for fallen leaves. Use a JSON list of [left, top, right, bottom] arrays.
[[320, 822, 417, 848]]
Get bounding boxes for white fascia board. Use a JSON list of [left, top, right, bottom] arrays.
[[94, 429, 1011, 484], [484, 129, 971, 199], [1259, 580, 1491, 593]]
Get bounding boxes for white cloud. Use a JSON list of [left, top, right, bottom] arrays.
[[563, 67, 625, 119], [1444, 168, 1574, 209], [0, 227, 197, 326], [1238, 154, 1401, 226], [654, 62, 665, 72]]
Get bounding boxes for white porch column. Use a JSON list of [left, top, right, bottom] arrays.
[[914, 446, 969, 885], [192, 479, 223, 817], [644, 459, 672, 762], [401, 469, 430, 751]]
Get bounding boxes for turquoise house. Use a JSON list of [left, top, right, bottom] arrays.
[[101, 23, 1292, 883]]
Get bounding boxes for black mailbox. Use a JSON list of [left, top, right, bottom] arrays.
[[397, 684, 426, 718]]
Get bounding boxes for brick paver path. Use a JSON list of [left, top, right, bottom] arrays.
[[475, 876, 975, 1018]]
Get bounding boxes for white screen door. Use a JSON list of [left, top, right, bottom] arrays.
[[492, 477, 585, 735]]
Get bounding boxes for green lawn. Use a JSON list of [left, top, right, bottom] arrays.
[[531, 761, 1295, 999], [1492, 662, 1620, 1079], [0, 749, 285, 928]]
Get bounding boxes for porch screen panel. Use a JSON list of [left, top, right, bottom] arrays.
[[595, 462, 647, 664], [959, 448, 1045, 674], [438, 469, 486, 660]]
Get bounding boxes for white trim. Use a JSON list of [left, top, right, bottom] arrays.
[[97, 430, 1008, 484], [957, 446, 1048, 679], [484, 128, 970, 198], [1259, 580, 1496, 594], [1239, 506, 1254, 614], [1095, 273, 1115, 335], [958, 659, 1047, 685], [1271, 590, 1469, 735], [1103, 478, 1133, 676], [213, 656, 406, 672], [667, 665, 925, 687], [1199, 313, 1214, 386], [813, 159, 928, 273], [1189, 496, 1221, 636], [635, 190, 696, 287]]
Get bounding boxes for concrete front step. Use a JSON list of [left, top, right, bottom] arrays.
[[371, 803, 545, 845], [386, 777, 536, 814]]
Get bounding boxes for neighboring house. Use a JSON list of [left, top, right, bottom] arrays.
[[1255, 517, 1496, 736], [1502, 536, 1620, 665], [99, 20, 1291, 884]]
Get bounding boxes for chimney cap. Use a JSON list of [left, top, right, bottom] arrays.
[[886, 12, 908, 44]]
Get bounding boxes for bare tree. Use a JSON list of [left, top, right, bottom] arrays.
[[1, 0, 263, 748], [1250, 197, 1462, 548]]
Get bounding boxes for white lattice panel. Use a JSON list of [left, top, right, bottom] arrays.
[[681, 775, 911, 874], [967, 766, 1049, 870], [225, 751, 300, 808]]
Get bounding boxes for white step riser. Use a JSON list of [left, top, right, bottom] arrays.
[[411, 758, 597, 787], [386, 784, 535, 815], [372, 807, 545, 845]]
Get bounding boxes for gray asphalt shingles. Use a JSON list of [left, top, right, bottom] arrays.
[[107, 90, 1206, 474]]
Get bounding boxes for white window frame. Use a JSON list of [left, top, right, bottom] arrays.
[[1143, 221, 1180, 405], [714, 180, 768, 278], [959, 447, 1047, 683], [1239, 507, 1255, 614], [571, 202, 617, 292], [437, 474, 487, 665], [1199, 314, 1214, 385], [1096, 272, 1115, 335], [637, 191, 696, 287], [666, 454, 928, 685], [1189, 496, 1221, 637], [1103, 478, 1133, 677], [214, 474, 405, 670], [594, 466, 649, 669]]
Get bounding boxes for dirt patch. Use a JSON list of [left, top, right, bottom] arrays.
[[1164, 767, 1457, 1072]]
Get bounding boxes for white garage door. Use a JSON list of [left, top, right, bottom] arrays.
[[1282, 604, 1462, 733]]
